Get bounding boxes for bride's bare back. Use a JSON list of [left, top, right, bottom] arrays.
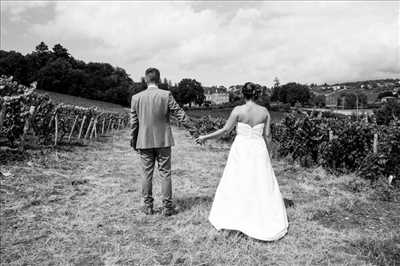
[[236, 103, 268, 127], [195, 101, 272, 144]]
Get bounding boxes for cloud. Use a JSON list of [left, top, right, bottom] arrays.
[[1, 1, 51, 21], [1, 1, 399, 86]]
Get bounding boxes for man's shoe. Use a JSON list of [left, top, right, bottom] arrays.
[[141, 206, 154, 215]]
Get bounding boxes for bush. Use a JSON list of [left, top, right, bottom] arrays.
[[271, 114, 328, 166], [183, 107, 399, 183], [320, 122, 375, 173], [188, 115, 235, 142], [358, 120, 400, 181], [271, 113, 399, 180], [374, 100, 400, 125]]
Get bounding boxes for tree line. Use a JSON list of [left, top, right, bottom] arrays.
[[2, 42, 387, 110], [0, 42, 134, 106], [0, 42, 206, 107], [0, 42, 319, 109]]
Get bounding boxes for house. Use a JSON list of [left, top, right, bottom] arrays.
[[204, 86, 229, 105], [325, 88, 348, 108], [381, 96, 398, 103]]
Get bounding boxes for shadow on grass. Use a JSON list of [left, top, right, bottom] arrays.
[[174, 196, 294, 212], [344, 235, 400, 266], [0, 149, 29, 164], [284, 198, 294, 208], [309, 199, 400, 232], [175, 195, 213, 212]]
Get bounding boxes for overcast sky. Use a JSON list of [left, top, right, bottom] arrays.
[[1, 1, 399, 86]]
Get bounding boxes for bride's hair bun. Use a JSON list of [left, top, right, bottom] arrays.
[[242, 82, 258, 100]]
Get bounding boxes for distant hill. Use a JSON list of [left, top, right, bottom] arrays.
[[310, 78, 400, 104], [331, 78, 400, 88]]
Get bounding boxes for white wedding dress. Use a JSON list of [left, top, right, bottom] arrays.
[[209, 122, 288, 241]]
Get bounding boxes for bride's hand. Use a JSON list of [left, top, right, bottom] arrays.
[[265, 134, 272, 144], [195, 136, 206, 145]]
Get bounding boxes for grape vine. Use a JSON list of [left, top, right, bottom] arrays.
[[0, 76, 129, 148]]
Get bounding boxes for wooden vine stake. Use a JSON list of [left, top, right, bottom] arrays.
[[19, 106, 35, 151], [54, 113, 59, 146], [85, 118, 94, 139], [329, 130, 333, 141], [101, 118, 105, 135], [0, 101, 5, 129], [68, 115, 79, 142], [90, 119, 97, 139], [48, 114, 55, 129], [107, 119, 112, 133], [373, 133, 378, 154], [111, 121, 115, 135], [94, 120, 98, 139], [77, 115, 87, 140]]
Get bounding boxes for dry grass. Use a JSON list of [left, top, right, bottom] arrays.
[[1, 128, 399, 265]]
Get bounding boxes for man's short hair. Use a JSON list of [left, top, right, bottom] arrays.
[[145, 67, 160, 84]]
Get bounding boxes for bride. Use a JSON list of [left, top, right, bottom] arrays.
[[195, 82, 288, 241]]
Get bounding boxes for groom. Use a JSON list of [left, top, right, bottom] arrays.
[[130, 67, 190, 216]]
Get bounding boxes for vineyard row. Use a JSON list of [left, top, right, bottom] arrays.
[[0, 76, 129, 150], [187, 114, 400, 182]]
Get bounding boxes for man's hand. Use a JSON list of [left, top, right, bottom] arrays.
[[266, 134, 272, 144]]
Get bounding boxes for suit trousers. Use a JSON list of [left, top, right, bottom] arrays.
[[138, 147, 172, 208]]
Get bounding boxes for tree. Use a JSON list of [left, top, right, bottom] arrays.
[[377, 91, 394, 100], [271, 82, 311, 106], [357, 93, 368, 107], [229, 91, 241, 102], [374, 100, 400, 125], [52, 44, 69, 58], [256, 94, 270, 108], [173, 78, 205, 107], [273, 77, 280, 88], [159, 77, 169, 91], [313, 95, 326, 107], [339, 92, 368, 108], [0, 43, 135, 106], [339, 92, 356, 108], [36, 58, 74, 93], [35, 42, 49, 54], [0, 50, 30, 84], [271, 77, 280, 102]]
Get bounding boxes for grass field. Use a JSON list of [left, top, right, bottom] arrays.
[[36, 90, 128, 112], [1, 127, 399, 265]]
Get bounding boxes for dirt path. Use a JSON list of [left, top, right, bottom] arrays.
[[1, 128, 399, 265]]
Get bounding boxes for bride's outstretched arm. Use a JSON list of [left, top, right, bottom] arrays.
[[263, 111, 272, 144], [195, 107, 239, 144]]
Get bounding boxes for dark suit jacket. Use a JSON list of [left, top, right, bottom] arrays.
[[130, 85, 188, 149]]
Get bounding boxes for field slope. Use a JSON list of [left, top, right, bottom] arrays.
[[0, 128, 399, 265], [36, 90, 128, 112]]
